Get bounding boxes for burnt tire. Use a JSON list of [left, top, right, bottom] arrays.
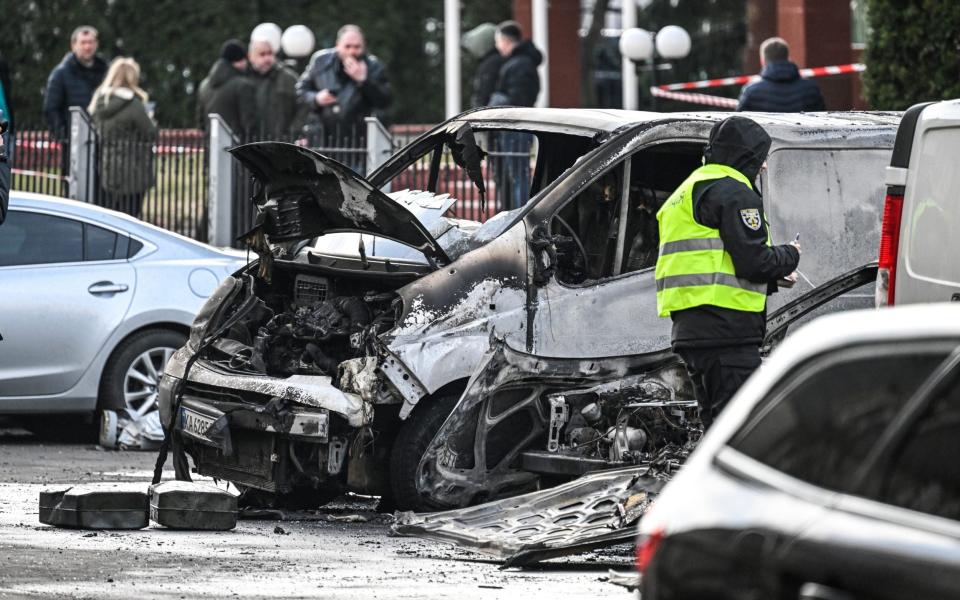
[[97, 328, 186, 448], [389, 393, 460, 512]]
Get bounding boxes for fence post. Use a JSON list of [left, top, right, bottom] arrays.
[[365, 117, 393, 182], [207, 114, 236, 248], [68, 107, 96, 202]]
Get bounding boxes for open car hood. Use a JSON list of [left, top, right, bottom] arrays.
[[230, 142, 450, 265]]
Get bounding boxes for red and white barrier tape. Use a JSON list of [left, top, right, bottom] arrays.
[[11, 168, 68, 181], [656, 63, 866, 92], [649, 88, 739, 108]]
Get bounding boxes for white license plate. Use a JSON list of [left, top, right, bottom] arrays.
[[180, 407, 216, 442]]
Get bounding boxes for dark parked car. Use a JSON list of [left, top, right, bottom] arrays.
[[637, 303, 960, 600]]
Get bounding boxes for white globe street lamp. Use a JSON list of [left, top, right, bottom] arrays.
[[281, 25, 315, 58], [619, 25, 691, 111], [619, 27, 654, 63], [251, 22, 282, 54], [655, 25, 692, 60]]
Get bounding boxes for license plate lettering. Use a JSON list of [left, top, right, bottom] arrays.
[[180, 408, 215, 440]]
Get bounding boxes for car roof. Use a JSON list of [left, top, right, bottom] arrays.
[[9, 191, 237, 256], [695, 303, 960, 457], [456, 107, 901, 146]]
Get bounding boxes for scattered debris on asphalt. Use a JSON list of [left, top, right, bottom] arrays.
[[394, 451, 691, 567]]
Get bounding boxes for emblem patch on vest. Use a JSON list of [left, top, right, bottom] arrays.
[[740, 208, 761, 231]]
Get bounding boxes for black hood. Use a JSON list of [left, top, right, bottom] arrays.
[[703, 116, 771, 182], [511, 40, 543, 67], [760, 60, 801, 83], [207, 59, 244, 89]]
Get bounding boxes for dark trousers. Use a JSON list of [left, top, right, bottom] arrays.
[[676, 345, 762, 430]]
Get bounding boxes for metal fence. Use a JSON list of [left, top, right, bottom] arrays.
[[11, 128, 68, 197], [228, 121, 371, 244], [11, 111, 209, 241], [10, 111, 533, 248]]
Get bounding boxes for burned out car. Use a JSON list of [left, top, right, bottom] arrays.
[[158, 108, 898, 510], [415, 263, 879, 510]]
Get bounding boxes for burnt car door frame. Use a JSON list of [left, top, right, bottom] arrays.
[[520, 120, 712, 356]]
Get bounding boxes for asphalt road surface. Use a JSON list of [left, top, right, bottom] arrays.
[[0, 424, 633, 599]]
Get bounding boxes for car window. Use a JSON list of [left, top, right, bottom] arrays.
[[905, 127, 960, 287], [869, 366, 960, 521], [728, 342, 951, 492], [0, 211, 83, 266], [84, 224, 118, 261], [548, 141, 703, 285], [550, 163, 625, 284]]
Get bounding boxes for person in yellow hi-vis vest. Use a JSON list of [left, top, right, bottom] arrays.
[[656, 116, 801, 429]]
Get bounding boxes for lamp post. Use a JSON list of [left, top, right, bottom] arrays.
[[619, 25, 691, 111]]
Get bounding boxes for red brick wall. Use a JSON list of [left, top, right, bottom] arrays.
[[777, 0, 854, 109], [512, 0, 582, 107]]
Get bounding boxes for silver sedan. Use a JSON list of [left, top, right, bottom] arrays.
[[0, 192, 247, 444]]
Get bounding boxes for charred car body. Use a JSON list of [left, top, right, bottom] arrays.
[[158, 108, 898, 510]]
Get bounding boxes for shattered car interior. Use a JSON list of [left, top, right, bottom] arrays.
[[158, 108, 897, 519]]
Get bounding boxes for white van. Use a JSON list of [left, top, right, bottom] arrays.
[[877, 99, 960, 306]]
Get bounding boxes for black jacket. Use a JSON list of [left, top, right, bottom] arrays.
[[470, 49, 504, 108], [489, 41, 542, 107], [737, 60, 826, 113], [43, 52, 108, 136], [197, 59, 257, 137], [295, 49, 392, 132], [250, 63, 302, 137], [671, 117, 800, 349]]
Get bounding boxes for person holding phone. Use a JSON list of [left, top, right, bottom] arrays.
[[295, 24, 392, 154]]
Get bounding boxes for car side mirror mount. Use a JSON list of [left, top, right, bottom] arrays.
[[529, 224, 557, 287]]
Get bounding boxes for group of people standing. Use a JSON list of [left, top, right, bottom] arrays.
[[195, 24, 392, 144], [39, 23, 395, 217]]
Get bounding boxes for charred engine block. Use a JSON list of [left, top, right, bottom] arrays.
[[534, 374, 701, 473], [251, 296, 372, 377]]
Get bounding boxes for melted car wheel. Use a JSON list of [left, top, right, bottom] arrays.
[[389, 393, 461, 512], [98, 329, 186, 447]]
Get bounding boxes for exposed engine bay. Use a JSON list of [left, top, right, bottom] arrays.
[[416, 341, 701, 509], [201, 268, 399, 380]]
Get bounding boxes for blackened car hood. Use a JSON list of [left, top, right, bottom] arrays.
[[230, 142, 450, 264]]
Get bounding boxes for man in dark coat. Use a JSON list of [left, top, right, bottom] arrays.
[[43, 26, 108, 137], [737, 37, 825, 113], [657, 116, 801, 428], [489, 21, 542, 210], [462, 23, 503, 108], [197, 40, 257, 138], [248, 39, 301, 138], [295, 24, 391, 145], [489, 21, 542, 108]]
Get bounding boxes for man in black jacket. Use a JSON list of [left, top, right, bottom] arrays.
[[657, 116, 801, 428], [737, 37, 825, 113], [489, 21, 541, 108], [296, 24, 391, 151], [489, 21, 542, 209], [197, 40, 257, 138], [43, 26, 108, 138]]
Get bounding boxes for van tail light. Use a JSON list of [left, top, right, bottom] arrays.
[[636, 526, 665, 574], [876, 192, 904, 307]]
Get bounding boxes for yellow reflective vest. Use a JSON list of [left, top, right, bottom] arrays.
[[655, 164, 770, 318]]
